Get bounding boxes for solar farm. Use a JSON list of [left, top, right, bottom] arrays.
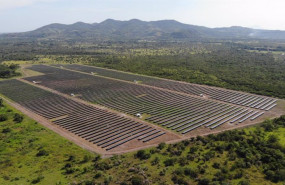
[[0, 64, 284, 155]]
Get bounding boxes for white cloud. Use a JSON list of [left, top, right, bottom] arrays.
[[0, 0, 57, 10]]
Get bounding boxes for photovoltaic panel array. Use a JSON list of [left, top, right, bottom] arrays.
[[58, 64, 276, 111], [0, 80, 165, 151], [24, 65, 266, 134]]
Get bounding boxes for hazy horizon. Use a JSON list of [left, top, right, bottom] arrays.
[[1, 0, 285, 33]]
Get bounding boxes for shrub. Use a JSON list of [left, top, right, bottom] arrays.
[[84, 180, 95, 185], [2, 127, 11, 133], [93, 155, 101, 162], [164, 158, 176, 166], [203, 151, 215, 161], [36, 149, 49, 157], [157, 142, 166, 150], [267, 134, 279, 143], [171, 175, 189, 185], [63, 163, 72, 169], [184, 167, 198, 178], [31, 175, 44, 184], [104, 175, 113, 185], [189, 146, 198, 154], [212, 162, 220, 169], [94, 161, 112, 170], [238, 180, 250, 185], [261, 120, 275, 131], [178, 157, 188, 166], [65, 168, 75, 174], [0, 114, 8, 122], [135, 150, 150, 160], [13, 113, 23, 123], [81, 155, 90, 163], [131, 175, 144, 185], [198, 178, 210, 185], [94, 171, 102, 179], [151, 157, 159, 165], [67, 155, 75, 161]]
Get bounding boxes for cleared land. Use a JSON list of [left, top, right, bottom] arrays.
[[0, 64, 284, 155]]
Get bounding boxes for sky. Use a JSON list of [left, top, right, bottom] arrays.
[[0, 0, 285, 33]]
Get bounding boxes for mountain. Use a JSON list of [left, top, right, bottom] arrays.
[[2, 19, 285, 41]]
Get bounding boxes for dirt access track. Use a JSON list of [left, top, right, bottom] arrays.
[[0, 64, 284, 157]]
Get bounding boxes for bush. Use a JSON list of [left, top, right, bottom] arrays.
[[36, 149, 49, 157], [267, 134, 279, 143], [261, 120, 275, 131], [198, 178, 210, 185], [0, 114, 8, 122], [131, 175, 144, 185], [67, 155, 75, 161], [212, 162, 220, 169], [2, 127, 11, 133], [151, 157, 159, 165], [94, 171, 102, 179], [238, 180, 250, 185], [13, 113, 23, 123], [135, 150, 150, 160], [81, 155, 90, 163], [171, 175, 189, 185], [84, 180, 95, 185], [94, 161, 112, 170], [189, 146, 198, 154], [203, 151, 215, 161], [184, 167, 198, 178], [164, 158, 176, 166], [157, 142, 166, 150], [63, 163, 72, 169], [65, 168, 75, 174], [31, 175, 44, 184]]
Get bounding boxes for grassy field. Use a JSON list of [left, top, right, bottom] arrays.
[[1, 98, 285, 184], [0, 101, 97, 185]]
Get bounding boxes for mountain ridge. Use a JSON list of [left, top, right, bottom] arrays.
[[2, 19, 285, 41]]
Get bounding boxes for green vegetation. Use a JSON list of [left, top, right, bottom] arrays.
[[0, 64, 20, 78], [1, 97, 285, 184], [2, 40, 285, 98], [0, 99, 97, 184]]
